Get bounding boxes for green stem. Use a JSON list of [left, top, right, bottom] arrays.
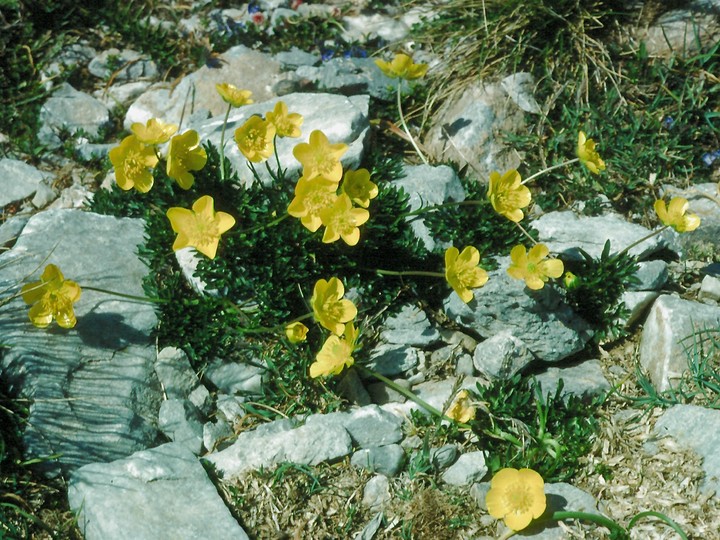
[[396, 84, 428, 165], [549, 511, 625, 535], [236, 312, 315, 335], [356, 365, 471, 428], [219, 104, 232, 181], [230, 213, 290, 236], [521, 158, 579, 185], [627, 511, 688, 539], [397, 200, 483, 221], [615, 225, 668, 258], [374, 269, 444, 278], [515, 222, 538, 245], [82, 286, 165, 304]]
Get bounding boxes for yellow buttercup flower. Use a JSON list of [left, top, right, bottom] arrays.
[[285, 321, 309, 343], [444, 246, 489, 303], [486, 468, 547, 531], [215, 83, 253, 107], [131, 118, 178, 145], [654, 197, 701, 233], [287, 175, 339, 232], [310, 322, 358, 378], [21, 264, 81, 329], [319, 193, 370, 246], [234, 116, 276, 162], [166, 195, 236, 259], [445, 389, 475, 423], [266, 101, 303, 138], [340, 168, 378, 208], [311, 277, 357, 335], [292, 130, 348, 182], [375, 53, 428, 80], [488, 169, 531, 223], [507, 244, 564, 291], [577, 131, 606, 175], [166, 130, 208, 190], [109, 134, 159, 193]]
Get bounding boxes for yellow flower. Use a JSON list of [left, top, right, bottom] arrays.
[[287, 175, 339, 232], [292, 130, 348, 182], [166, 195, 236, 259], [507, 244, 564, 291], [654, 197, 701, 233], [445, 390, 475, 423], [340, 168, 378, 208], [131, 118, 178, 145], [215, 83, 253, 107], [166, 130, 208, 190], [310, 322, 358, 378], [266, 101, 303, 138], [21, 264, 81, 329], [576, 131, 606, 175], [311, 277, 357, 335], [234, 116, 277, 162], [285, 322, 309, 343], [486, 468, 546, 531], [488, 169, 531, 223], [319, 193, 370, 246], [374, 53, 428, 80], [109, 134, 159, 193], [444, 246, 489, 303]]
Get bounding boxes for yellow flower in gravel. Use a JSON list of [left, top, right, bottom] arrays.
[[131, 118, 178, 145], [486, 468, 546, 531], [444, 246, 489, 303], [375, 53, 428, 80], [654, 197, 701, 233], [320, 193, 370, 246], [445, 390, 475, 423], [577, 131, 606, 175], [166, 130, 207, 190], [292, 130, 348, 182], [507, 244, 564, 291], [488, 169, 531, 223], [266, 101, 303, 138], [216, 83, 253, 107], [166, 195, 236, 259], [21, 264, 81, 329], [288, 175, 339, 232], [285, 322, 309, 343], [310, 322, 358, 378], [311, 277, 357, 336], [340, 168, 378, 208], [234, 115, 276, 162], [109, 134, 159, 193]]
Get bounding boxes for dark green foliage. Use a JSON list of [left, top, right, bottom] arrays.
[[562, 240, 639, 343], [424, 175, 528, 260], [471, 375, 602, 482]]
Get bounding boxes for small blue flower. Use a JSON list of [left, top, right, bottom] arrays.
[[702, 149, 720, 167], [662, 116, 674, 129], [321, 49, 335, 61], [248, 3, 261, 14]]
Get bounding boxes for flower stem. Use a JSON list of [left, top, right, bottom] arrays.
[[396, 84, 428, 165], [514, 222, 538, 245], [548, 511, 625, 535], [521, 158, 579, 185], [219, 104, 232, 181], [627, 511, 688, 539], [82, 286, 166, 304], [231, 213, 290, 236], [374, 269, 444, 278], [615, 225, 668, 258], [355, 365, 471, 428]]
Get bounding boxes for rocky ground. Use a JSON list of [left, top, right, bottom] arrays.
[[2, 1, 720, 539]]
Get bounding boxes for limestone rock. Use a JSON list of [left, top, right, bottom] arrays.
[[351, 444, 405, 477], [0, 210, 160, 476], [639, 294, 720, 392], [68, 443, 249, 540], [445, 261, 592, 363], [532, 359, 610, 401], [366, 343, 422, 376], [629, 260, 668, 291], [473, 330, 534, 379], [0, 159, 54, 207], [661, 183, 720, 253], [88, 48, 158, 81], [442, 451, 487, 486], [380, 303, 440, 347]]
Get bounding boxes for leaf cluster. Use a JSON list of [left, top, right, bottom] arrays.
[[471, 374, 602, 482], [562, 240, 639, 343]]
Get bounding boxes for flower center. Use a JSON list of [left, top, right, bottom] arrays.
[[506, 483, 534, 514], [191, 214, 220, 248], [323, 299, 346, 322], [306, 189, 336, 215]]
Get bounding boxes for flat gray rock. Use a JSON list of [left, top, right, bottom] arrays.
[[0, 159, 53, 207], [68, 442, 249, 540], [380, 303, 440, 347], [532, 359, 610, 401], [653, 404, 720, 496], [0, 209, 160, 476], [661, 183, 720, 253], [442, 451, 488, 486], [639, 294, 720, 391], [351, 444, 405, 477], [444, 261, 592, 363], [534, 211, 668, 261], [473, 330, 534, 379]]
